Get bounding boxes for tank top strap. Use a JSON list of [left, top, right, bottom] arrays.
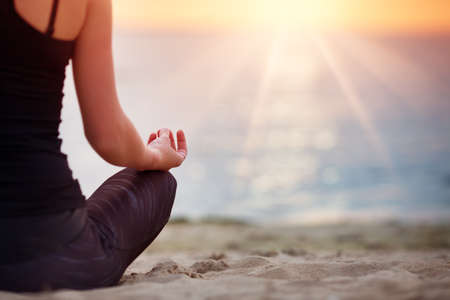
[[46, 0, 60, 37]]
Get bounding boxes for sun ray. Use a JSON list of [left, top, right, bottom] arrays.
[[154, 37, 237, 95], [242, 31, 290, 155], [311, 34, 394, 170], [188, 37, 257, 132], [144, 36, 255, 132], [331, 34, 441, 111]]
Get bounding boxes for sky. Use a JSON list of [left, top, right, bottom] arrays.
[[112, 0, 450, 33]]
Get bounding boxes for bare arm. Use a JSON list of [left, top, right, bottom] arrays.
[[72, 0, 186, 170]]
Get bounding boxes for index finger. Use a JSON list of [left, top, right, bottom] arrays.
[[176, 130, 188, 158], [168, 130, 176, 150]]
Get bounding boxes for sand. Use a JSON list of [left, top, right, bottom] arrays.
[[0, 221, 449, 300]]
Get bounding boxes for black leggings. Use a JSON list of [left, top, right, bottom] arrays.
[[0, 169, 177, 292]]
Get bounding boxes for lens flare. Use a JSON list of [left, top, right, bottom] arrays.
[[312, 34, 393, 170]]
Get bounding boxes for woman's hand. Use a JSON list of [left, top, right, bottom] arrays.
[[72, 0, 186, 171], [144, 128, 187, 171]]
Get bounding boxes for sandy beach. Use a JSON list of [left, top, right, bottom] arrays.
[[1, 220, 449, 300]]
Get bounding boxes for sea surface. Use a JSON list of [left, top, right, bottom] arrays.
[[61, 30, 450, 224]]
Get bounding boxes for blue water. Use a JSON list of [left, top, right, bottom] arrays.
[[61, 31, 450, 224]]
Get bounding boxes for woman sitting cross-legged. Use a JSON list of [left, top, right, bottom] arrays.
[[0, 0, 187, 292]]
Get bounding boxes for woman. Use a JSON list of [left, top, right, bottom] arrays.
[[0, 0, 187, 292]]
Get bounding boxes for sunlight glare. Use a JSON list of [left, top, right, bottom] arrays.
[[333, 35, 440, 111], [312, 34, 393, 169]]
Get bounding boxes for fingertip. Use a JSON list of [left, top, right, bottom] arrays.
[[176, 130, 188, 156], [159, 128, 170, 137], [176, 129, 186, 139], [148, 132, 157, 144]]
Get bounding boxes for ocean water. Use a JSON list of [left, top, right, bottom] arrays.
[[61, 31, 450, 224]]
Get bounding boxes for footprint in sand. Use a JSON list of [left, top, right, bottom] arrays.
[[251, 250, 279, 257], [229, 256, 272, 269], [209, 252, 227, 260], [146, 260, 203, 279], [281, 248, 308, 257], [121, 260, 205, 285], [190, 259, 229, 274], [249, 262, 384, 281]]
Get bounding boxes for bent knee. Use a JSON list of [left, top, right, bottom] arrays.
[[166, 171, 177, 195], [116, 169, 177, 197], [137, 170, 177, 202], [153, 171, 177, 224]]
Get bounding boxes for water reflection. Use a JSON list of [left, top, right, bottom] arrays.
[[61, 31, 450, 224]]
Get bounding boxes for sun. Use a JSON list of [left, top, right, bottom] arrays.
[[112, 0, 450, 33]]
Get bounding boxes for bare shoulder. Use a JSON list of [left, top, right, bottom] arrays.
[[55, 0, 89, 40], [85, 0, 112, 16], [14, 0, 89, 40]]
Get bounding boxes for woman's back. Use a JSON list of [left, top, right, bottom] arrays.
[[0, 0, 88, 217], [11, 0, 86, 41], [0, 0, 185, 292]]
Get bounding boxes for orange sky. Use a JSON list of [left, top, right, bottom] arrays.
[[112, 0, 450, 33]]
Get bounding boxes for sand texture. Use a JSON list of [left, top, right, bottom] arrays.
[[0, 222, 449, 300]]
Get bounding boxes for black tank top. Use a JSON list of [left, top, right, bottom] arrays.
[[0, 0, 86, 216]]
